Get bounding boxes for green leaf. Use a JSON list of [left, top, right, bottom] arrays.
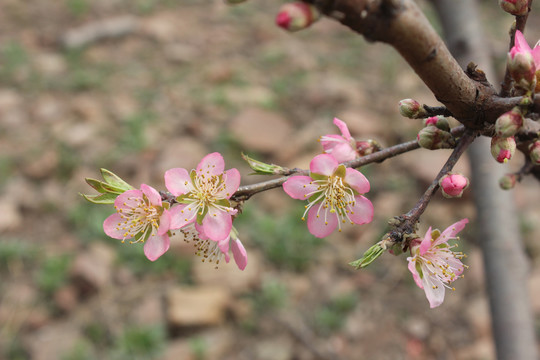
[[349, 243, 386, 269], [85, 178, 107, 193], [81, 192, 117, 204], [100, 182, 130, 195], [241, 153, 285, 175], [100, 168, 133, 191]]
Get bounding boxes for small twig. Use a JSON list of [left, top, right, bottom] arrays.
[[388, 128, 478, 243], [423, 105, 453, 118], [499, 0, 533, 97]]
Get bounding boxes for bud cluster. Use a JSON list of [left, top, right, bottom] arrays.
[[417, 124, 455, 150]]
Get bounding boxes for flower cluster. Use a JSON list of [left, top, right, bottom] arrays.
[[98, 153, 247, 270]]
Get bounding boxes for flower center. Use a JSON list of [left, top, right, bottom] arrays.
[[302, 174, 357, 230], [115, 195, 161, 242], [416, 242, 467, 290]]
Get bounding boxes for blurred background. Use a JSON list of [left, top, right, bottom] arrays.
[[0, 0, 539, 359]]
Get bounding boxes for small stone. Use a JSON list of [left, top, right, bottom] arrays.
[[166, 286, 231, 327]]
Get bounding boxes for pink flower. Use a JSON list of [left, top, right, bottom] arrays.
[[319, 118, 359, 163], [439, 173, 469, 198], [508, 30, 540, 91], [283, 154, 373, 238], [407, 219, 469, 308], [180, 224, 247, 270], [165, 153, 241, 242], [103, 184, 171, 261]]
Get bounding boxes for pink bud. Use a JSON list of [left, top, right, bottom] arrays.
[[499, 0, 529, 15], [495, 107, 524, 137], [417, 126, 455, 150], [275, 2, 320, 32], [423, 116, 450, 131], [356, 139, 382, 156], [398, 99, 426, 119], [529, 141, 540, 165], [439, 173, 469, 198], [508, 31, 537, 91], [499, 173, 517, 190], [491, 136, 516, 163]]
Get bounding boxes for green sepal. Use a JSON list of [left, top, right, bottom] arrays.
[[196, 207, 208, 225], [81, 192, 117, 205], [175, 194, 193, 204], [308, 192, 322, 203], [241, 153, 285, 175], [214, 198, 230, 208], [335, 164, 346, 178], [415, 261, 423, 278], [190, 169, 198, 184], [349, 242, 386, 269], [85, 178, 107, 193], [100, 168, 133, 192], [310, 173, 326, 181]]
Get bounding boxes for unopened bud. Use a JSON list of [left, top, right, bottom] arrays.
[[499, 173, 517, 190], [508, 50, 536, 91], [417, 126, 456, 150], [495, 107, 524, 137], [423, 115, 450, 131], [275, 2, 320, 32], [529, 141, 540, 165], [439, 173, 469, 198], [499, 0, 529, 15], [398, 99, 427, 119], [356, 139, 382, 156], [241, 153, 285, 175], [349, 242, 386, 269], [491, 136, 516, 163]]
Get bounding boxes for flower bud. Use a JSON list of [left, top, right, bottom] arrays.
[[491, 136, 516, 163], [439, 173, 469, 198], [499, 173, 517, 190], [398, 99, 427, 119], [507, 50, 536, 91], [423, 115, 450, 131], [495, 107, 524, 137], [529, 141, 540, 165], [499, 0, 529, 16], [417, 126, 456, 150], [275, 2, 320, 32], [356, 139, 382, 156]]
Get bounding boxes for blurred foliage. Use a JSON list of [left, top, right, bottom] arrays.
[[0, 240, 39, 272], [313, 292, 358, 335], [239, 205, 324, 272], [68, 201, 113, 241], [109, 325, 166, 360], [35, 254, 72, 295]]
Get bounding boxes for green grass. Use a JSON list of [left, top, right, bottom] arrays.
[[109, 325, 166, 360], [314, 292, 358, 335], [239, 205, 325, 272], [0, 240, 39, 272]]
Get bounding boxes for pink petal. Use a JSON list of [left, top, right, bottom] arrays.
[[158, 209, 171, 236], [344, 168, 370, 194], [201, 207, 233, 241], [310, 154, 338, 176], [407, 257, 423, 289], [307, 203, 338, 238], [141, 184, 162, 206], [164, 168, 192, 196], [103, 213, 128, 239], [333, 117, 352, 140], [114, 189, 143, 209], [331, 143, 357, 162], [320, 134, 346, 152], [514, 30, 532, 56], [422, 274, 445, 308], [220, 168, 241, 199], [168, 203, 197, 230], [231, 238, 248, 270], [532, 46, 540, 67], [194, 223, 209, 240], [144, 234, 170, 261], [434, 218, 468, 247], [197, 152, 225, 176], [283, 176, 317, 200], [217, 236, 230, 254], [348, 196, 374, 225], [419, 227, 433, 255]]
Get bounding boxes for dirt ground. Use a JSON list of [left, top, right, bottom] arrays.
[[1, 1, 540, 359]]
